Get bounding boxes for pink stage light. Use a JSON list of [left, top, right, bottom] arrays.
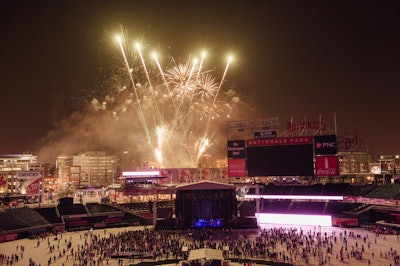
[[122, 170, 160, 177], [255, 213, 332, 227], [245, 195, 343, 200]]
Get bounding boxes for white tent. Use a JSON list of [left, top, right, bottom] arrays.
[[187, 248, 224, 261]]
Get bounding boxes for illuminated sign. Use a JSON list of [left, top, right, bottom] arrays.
[[15, 171, 41, 195], [228, 159, 246, 177], [370, 163, 381, 174], [314, 135, 337, 155], [287, 120, 326, 133], [0, 175, 8, 193], [247, 136, 313, 146], [338, 132, 362, 152], [122, 170, 160, 177], [227, 140, 246, 158], [246, 195, 344, 200], [256, 213, 332, 227], [315, 156, 339, 176], [254, 130, 277, 139]]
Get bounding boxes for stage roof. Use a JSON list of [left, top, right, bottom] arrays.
[[187, 248, 224, 261], [175, 180, 235, 191]]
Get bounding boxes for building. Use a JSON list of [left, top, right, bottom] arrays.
[[56, 151, 118, 187], [120, 149, 142, 171], [338, 151, 372, 183], [0, 153, 43, 204], [41, 163, 57, 191], [56, 156, 73, 189], [0, 153, 38, 172]]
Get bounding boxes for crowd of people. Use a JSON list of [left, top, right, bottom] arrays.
[[0, 224, 400, 266], [0, 244, 24, 265]]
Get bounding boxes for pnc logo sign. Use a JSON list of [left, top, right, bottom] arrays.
[[315, 142, 336, 149], [314, 135, 337, 155]]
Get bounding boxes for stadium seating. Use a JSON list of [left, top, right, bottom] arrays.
[[288, 201, 326, 214], [344, 184, 377, 197], [0, 207, 50, 231], [324, 202, 362, 214], [363, 183, 400, 199], [57, 203, 87, 216], [263, 183, 293, 195], [291, 184, 322, 195], [86, 202, 121, 213], [261, 199, 291, 213], [0, 211, 29, 231], [322, 183, 350, 195], [35, 207, 63, 224]]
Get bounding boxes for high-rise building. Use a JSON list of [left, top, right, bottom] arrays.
[[120, 149, 142, 171], [41, 163, 57, 191], [56, 155, 73, 188], [57, 151, 118, 187]]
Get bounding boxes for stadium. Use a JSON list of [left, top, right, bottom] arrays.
[[1, 117, 400, 266]]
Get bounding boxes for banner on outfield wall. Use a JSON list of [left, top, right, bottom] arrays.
[[228, 159, 246, 177], [15, 171, 41, 195], [0, 233, 18, 243], [332, 217, 359, 227], [315, 156, 339, 176]]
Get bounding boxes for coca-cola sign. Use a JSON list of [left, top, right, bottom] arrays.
[[315, 156, 339, 176]]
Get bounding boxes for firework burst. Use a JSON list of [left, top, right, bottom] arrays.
[[90, 30, 244, 168]]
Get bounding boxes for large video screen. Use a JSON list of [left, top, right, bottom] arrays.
[[247, 144, 314, 176]]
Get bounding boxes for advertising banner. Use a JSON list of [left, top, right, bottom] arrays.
[[228, 158, 246, 177], [0, 175, 8, 194], [332, 217, 359, 227], [227, 140, 246, 159], [179, 169, 193, 183], [202, 168, 217, 180], [15, 171, 41, 195], [160, 168, 178, 184], [369, 163, 382, 174], [315, 156, 339, 176], [314, 135, 337, 155], [0, 233, 18, 243], [254, 130, 277, 139]]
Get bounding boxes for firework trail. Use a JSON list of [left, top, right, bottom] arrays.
[[92, 30, 240, 168]]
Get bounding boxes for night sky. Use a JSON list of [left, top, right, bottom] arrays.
[[1, 1, 399, 162]]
